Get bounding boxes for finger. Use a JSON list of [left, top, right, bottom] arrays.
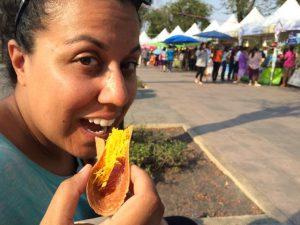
[[130, 164, 157, 195], [107, 165, 164, 225], [41, 164, 92, 225]]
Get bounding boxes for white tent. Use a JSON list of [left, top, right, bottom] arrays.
[[262, 0, 300, 33], [167, 25, 185, 38], [240, 7, 264, 27], [249, 0, 300, 35], [219, 14, 240, 37], [184, 23, 202, 41], [203, 20, 220, 32], [139, 31, 152, 44], [151, 28, 170, 43], [185, 23, 201, 37], [240, 7, 265, 36]]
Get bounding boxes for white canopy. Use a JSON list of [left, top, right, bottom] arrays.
[[203, 20, 220, 32], [139, 31, 152, 44], [167, 25, 185, 38], [185, 23, 201, 36], [219, 14, 240, 37], [248, 0, 300, 35], [151, 28, 170, 43], [239, 7, 264, 27], [240, 7, 265, 36], [262, 0, 300, 33]]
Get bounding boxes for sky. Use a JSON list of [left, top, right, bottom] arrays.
[[152, 0, 229, 24]]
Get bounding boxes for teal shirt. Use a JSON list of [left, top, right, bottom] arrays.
[[0, 134, 97, 225]]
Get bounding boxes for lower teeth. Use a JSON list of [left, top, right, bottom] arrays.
[[88, 126, 108, 134]]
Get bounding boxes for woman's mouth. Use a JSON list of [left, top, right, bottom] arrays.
[[80, 118, 115, 137]]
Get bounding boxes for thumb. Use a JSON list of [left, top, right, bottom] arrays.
[[40, 164, 92, 225]]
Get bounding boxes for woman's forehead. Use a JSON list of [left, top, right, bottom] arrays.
[[45, 1, 140, 41], [48, 0, 139, 28]]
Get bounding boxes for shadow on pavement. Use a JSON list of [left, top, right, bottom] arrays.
[[135, 89, 156, 99], [188, 105, 300, 136]]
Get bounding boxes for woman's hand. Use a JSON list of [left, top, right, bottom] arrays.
[[40, 164, 92, 225], [40, 164, 164, 225], [102, 165, 165, 225]]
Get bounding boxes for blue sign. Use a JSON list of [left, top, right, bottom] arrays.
[[287, 31, 300, 45]]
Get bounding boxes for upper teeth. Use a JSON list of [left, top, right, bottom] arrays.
[[88, 118, 115, 127]]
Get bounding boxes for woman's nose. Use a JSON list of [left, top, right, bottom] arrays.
[[97, 68, 129, 107]]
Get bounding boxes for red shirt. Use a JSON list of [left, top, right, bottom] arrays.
[[213, 50, 223, 63]]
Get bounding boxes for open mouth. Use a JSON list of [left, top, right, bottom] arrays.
[[80, 118, 115, 136]]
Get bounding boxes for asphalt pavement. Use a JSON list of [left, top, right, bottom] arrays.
[[125, 66, 300, 225]]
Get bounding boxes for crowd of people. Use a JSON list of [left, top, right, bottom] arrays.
[[141, 42, 297, 88]]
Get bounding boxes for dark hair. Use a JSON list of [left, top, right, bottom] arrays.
[[199, 42, 205, 50], [249, 47, 258, 58], [0, 0, 145, 86]]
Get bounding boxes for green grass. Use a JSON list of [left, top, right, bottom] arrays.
[[130, 128, 187, 178]]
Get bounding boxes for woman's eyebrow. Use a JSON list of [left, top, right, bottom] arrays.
[[64, 35, 109, 50], [130, 44, 141, 54], [65, 34, 140, 54]]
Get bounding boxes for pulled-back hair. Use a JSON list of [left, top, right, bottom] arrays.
[[0, 0, 51, 85], [0, 0, 143, 86]]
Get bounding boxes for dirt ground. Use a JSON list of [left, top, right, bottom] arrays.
[[150, 127, 263, 219]]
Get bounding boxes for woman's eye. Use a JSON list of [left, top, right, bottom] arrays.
[[121, 61, 138, 71], [77, 56, 98, 66]]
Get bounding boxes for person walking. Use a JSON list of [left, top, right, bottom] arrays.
[[281, 45, 297, 87], [194, 43, 208, 85], [248, 47, 262, 87]]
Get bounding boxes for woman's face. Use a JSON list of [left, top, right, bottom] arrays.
[[17, 0, 140, 158]]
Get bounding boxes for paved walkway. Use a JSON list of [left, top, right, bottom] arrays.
[[125, 67, 300, 225]]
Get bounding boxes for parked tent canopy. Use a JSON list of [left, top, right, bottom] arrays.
[[151, 28, 170, 43], [239, 7, 265, 36], [167, 25, 185, 38], [139, 31, 152, 45], [203, 20, 220, 32], [219, 14, 240, 37]]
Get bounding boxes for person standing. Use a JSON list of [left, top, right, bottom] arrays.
[[233, 46, 241, 83], [212, 46, 223, 82], [227, 48, 235, 81], [220, 46, 229, 81], [281, 45, 297, 87], [234, 47, 247, 84], [248, 47, 262, 87], [141, 48, 149, 66], [166, 45, 175, 72], [194, 43, 208, 85], [204, 42, 212, 82], [161, 47, 168, 72]]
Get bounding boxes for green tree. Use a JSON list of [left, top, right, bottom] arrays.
[[141, 0, 212, 38], [222, 0, 284, 22], [222, 0, 256, 22]]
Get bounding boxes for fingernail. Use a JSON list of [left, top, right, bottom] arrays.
[[78, 164, 91, 173]]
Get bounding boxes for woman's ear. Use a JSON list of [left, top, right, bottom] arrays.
[[8, 39, 27, 86]]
